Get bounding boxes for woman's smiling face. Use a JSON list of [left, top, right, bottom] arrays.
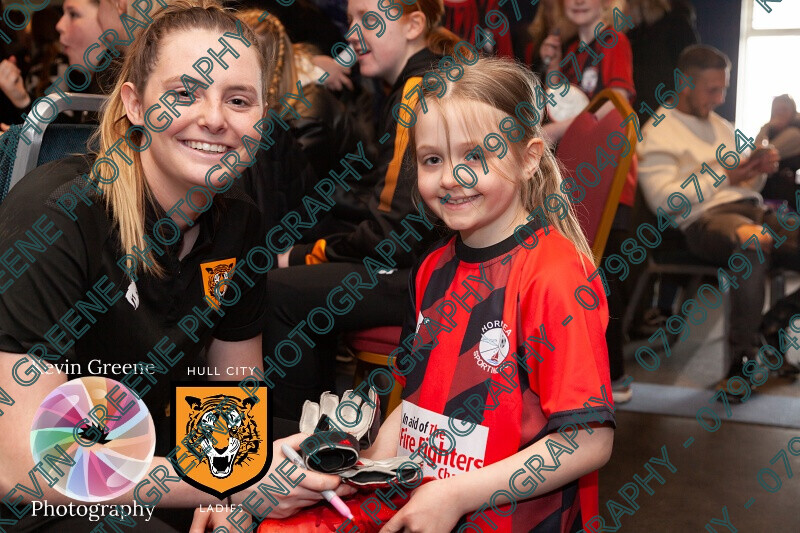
[[122, 28, 265, 208]]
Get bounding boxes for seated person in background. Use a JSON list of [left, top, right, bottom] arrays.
[[539, 0, 634, 143], [239, 9, 370, 224], [756, 94, 800, 206], [540, 0, 636, 402], [266, 0, 461, 421], [0, 10, 34, 126], [528, 0, 575, 72], [756, 94, 800, 162], [0, 0, 102, 126], [637, 45, 800, 388]]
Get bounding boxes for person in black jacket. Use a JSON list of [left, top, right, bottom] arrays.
[[265, 0, 461, 420], [238, 10, 370, 236], [626, 0, 699, 124]]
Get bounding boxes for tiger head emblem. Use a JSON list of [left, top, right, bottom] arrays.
[[184, 395, 260, 479], [205, 262, 234, 300]]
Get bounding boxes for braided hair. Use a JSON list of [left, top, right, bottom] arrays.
[[238, 9, 303, 110]]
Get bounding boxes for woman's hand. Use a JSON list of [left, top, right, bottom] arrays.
[[189, 506, 252, 533], [311, 55, 353, 91], [0, 56, 30, 109], [232, 433, 355, 519], [539, 34, 562, 71], [378, 480, 464, 533]]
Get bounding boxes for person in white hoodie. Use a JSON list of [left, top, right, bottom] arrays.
[[637, 44, 800, 391]]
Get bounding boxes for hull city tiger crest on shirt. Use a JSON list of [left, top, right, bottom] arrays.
[[170, 382, 271, 498], [200, 258, 236, 307]]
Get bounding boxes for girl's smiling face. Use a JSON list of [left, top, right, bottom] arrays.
[[415, 100, 542, 248], [563, 0, 606, 28], [121, 29, 265, 210], [346, 0, 424, 84]]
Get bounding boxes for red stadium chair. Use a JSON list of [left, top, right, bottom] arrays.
[[347, 326, 404, 419], [555, 88, 638, 263]]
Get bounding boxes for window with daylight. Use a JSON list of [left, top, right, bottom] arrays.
[[736, 1, 800, 137]]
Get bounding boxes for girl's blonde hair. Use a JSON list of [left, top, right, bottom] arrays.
[[90, 0, 267, 277], [528, 0, 575, 55], [400, 0, 461, 56], [410, 56, 594, 264]]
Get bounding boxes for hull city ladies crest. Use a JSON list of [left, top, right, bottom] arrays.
[[171, 382, 271, 498]]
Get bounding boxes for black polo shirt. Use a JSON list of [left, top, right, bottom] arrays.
[[0, 155, 267, 455]]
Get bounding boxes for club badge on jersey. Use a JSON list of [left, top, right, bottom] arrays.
[[474, 321, 513, 374], [200, 258, 236, 308]]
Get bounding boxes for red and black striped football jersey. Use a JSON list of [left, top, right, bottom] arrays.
[[444, 0, 514, 58], [394, 222, 615, 532]]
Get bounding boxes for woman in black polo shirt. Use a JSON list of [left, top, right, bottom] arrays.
[[0, 1, 349, 531]]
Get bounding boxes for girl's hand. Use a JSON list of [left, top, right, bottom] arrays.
[[277, 248, 292, 268], [189, 506, 251, 533], [311, 55, 353, 91], [378, 480, 464, 533], [232, 433, 351, 518], [539, 34, 562, 71]]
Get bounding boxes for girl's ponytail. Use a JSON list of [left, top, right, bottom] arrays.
[[426, 25, 460, 56], [404, 0, 460, 56]]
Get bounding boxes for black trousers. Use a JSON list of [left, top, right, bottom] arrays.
[[604, 228, 628, 382], [603, 206, 633, 382], [684, 200, 800, 370], [265, 263, 409, 420]]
